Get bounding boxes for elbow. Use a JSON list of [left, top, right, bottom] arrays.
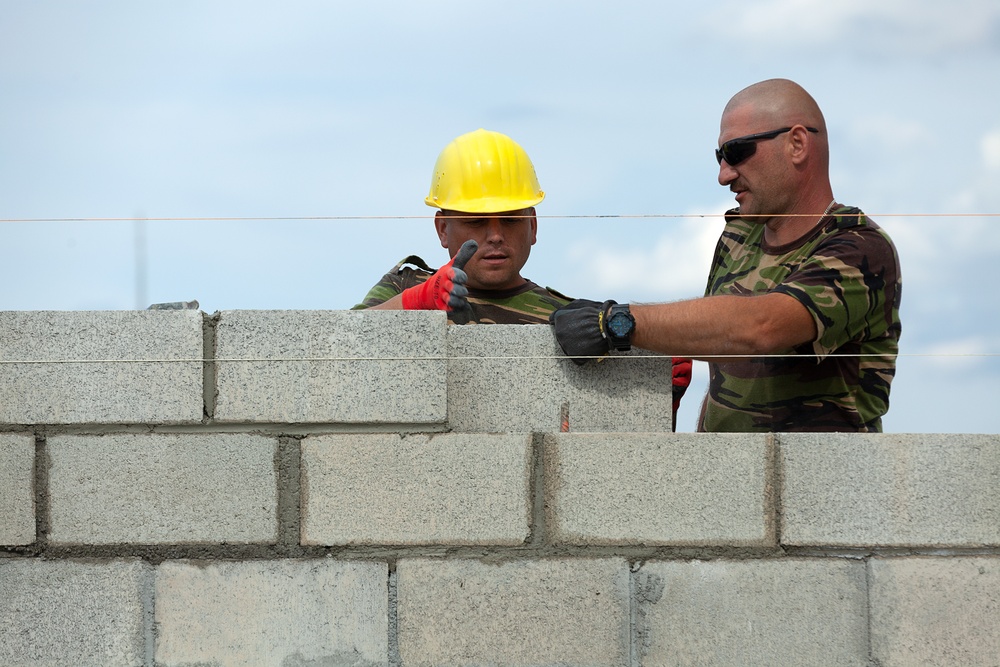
[[745, 314, 816, 355]]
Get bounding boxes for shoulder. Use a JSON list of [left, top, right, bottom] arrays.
[[389, 255, 434, 276], [818, 207, 900, 264], [536, 284, 573, 303]]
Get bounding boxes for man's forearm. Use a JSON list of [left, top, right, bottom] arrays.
[[367, 294, 404, 310], [630, 292, 817, 360]]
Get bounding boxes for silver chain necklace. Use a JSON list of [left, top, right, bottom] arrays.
[[821, 199, 837, 220]]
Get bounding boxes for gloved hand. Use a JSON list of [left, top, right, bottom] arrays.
[[672, 357, 692, 414], [548, 298, 617, 365], [401, 239, 477, 312]]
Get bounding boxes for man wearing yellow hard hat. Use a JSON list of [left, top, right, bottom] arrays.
[[353, 128, 571, 324]]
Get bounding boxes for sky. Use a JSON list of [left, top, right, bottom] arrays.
[[2, 0, 999, 433]]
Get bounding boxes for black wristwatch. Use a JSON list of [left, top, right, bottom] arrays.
[[604, 303, 635, 351]]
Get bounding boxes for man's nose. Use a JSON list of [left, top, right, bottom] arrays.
[[718, 160, 738, 186], [484, 218, 505, 242]]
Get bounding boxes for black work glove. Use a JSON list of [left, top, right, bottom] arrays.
[[549, 298, 617, 365]]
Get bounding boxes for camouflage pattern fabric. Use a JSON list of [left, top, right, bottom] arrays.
[[700, 205, 902, 432], [352, 255, 572, 324]]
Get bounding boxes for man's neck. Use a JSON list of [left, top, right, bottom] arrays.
[[762, 197, 835, 246]]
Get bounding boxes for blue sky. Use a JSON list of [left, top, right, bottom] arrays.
[[2, 1, 999, 432]]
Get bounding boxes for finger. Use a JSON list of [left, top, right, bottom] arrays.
[[452, 239, 478, 271], [549, 299, 600, 324], [447, 284, 469, 310], [446, 268, 468, 310]]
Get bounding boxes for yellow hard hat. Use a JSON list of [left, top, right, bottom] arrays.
[[425, 128, 545, 213]]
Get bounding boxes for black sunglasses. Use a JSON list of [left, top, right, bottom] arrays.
[[716, 126, 819, 166]]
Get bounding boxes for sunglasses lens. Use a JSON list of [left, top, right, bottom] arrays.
[[718, 140, 755, 166]]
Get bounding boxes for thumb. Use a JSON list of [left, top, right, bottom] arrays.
[[452, 239, 478, 271]]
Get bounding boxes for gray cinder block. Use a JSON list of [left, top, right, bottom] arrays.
[[0, 433, 34, 546], [155, 559, 388, 666], [47, 433, 278, 545], [301, 433, 531, 546], [448, 324, 675, 432], [543, 433, 774, 546], [213, 310, 447, 424], [397, 558, 630, 666], [637, 558, 868, 666], [781, 433, 1000, 547], [0, 310, 203, 424], [0, 559, 148, 666], [870, 556, 1000, 667]]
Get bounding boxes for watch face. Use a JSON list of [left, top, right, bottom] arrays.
[[607, 312, 633, 337]]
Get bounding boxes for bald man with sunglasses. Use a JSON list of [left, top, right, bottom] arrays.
[[551, 79, 902, 432]]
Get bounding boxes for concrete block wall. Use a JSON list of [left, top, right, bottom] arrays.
[[1, 309, 998, 666]]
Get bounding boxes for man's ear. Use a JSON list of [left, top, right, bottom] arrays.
[[434, 211, 448, 248], [788, 125, 812, 165]]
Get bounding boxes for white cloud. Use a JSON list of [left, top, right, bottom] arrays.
[[982, 129, 1000, 170], [922, 336, 998, 372], [565, 204, 730, 302], [942, 127, 1000, 212]]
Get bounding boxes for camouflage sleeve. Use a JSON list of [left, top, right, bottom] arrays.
[[773, 224, 902, 359], [350, 273, 404, 310], [351, 257, 433, 310]]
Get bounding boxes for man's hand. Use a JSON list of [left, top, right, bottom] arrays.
[[672, 357, 692, 413], [549, 298, 616, 365], [401, 240, 477, 311]]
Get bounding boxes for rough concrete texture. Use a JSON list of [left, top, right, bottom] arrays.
[[301, 433, 531, 546], [781, 433, 1000, 547], [0, 433, 34, 546], [543, 432, 775, 546], [447, 324, 675, 432], [213, 309, 447, 424], [870, 556, 1000, 667], [155, 559, 388, 667], [396, 557, 631, 666], [0, 310, 203, 424], [48, 433, 278, 545], [637, 558, 869, 667], [0, 559, 149, 666]]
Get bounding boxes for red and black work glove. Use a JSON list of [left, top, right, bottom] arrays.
[[671, 357, 692, 415], [401, 239, 477, 312], [548, 298, 617, 365]]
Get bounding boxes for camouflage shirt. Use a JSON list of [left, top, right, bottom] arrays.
[[700, 205, 902, 433], [352, 255, 572, 324]]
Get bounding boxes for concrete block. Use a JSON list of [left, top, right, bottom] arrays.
[[214, 310, 447, 424], [0, 310, 203, 424], [0, 559, 148, 666], [301, 433, 531, 546], [870, 556, 1000, 667], [781, 433, 1000, 547], [448, 324, 675, 432], [397, 557, 630, 666], [544, 433, 774, 546], [155, 559, 388, 667], [48, 433, 277, 544], [637, 558, 868, 666], [0, 433, 34, 546]]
